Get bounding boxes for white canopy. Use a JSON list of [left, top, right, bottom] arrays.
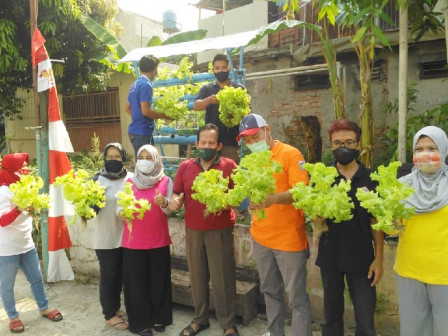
[[119, 29, 259, 62]]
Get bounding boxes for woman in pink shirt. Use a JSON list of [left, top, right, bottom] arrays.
[[118, 145, 175, 336]]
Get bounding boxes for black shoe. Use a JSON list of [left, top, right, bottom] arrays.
[[153, 324, 165, 332], [138, 328, 153, 336]]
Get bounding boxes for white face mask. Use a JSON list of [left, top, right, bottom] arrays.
[[136, 159, 155, 174]]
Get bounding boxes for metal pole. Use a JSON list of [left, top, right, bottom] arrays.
[[30, 0, 50, 280], [38, 97, 50, 281], [398, 4, 408, 162]]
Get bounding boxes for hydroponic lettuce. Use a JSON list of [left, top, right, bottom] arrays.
[[10, 175, 50, 212], [117, 182, 151, 232], [216, 86, 251, 127], [356, 161, 415, 232], [153, 56, 202, 121], [153, 85, 189, 120], [227, 151, 282, 220], [54, 169, 106, 225], [290, 163, 354, 223], [192, 169, 230, 214]]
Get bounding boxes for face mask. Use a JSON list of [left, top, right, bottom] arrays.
[[105, 160, 123, 173], [136, 159, 155, 174], [413, 151, 443, 174], [333, 147, 359, 165], [215, 71, 230, 82], [198, 148, 218, 161], [246, 128, 270, 153]]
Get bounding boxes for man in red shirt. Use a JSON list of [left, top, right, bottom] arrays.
[[171, 124, 239, 336]]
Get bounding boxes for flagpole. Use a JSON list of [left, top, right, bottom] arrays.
[[30, 0, 50, 281]]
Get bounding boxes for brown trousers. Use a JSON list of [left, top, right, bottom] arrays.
[[185, 226, 237, 329]]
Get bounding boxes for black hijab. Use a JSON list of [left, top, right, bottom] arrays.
[[99, 142, 127, 180]]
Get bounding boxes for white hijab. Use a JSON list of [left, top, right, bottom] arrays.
[[399, 126, 448, 213], [132, 145, 165, 189]]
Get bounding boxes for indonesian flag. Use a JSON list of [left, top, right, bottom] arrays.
[[32, 27, 74, 282]]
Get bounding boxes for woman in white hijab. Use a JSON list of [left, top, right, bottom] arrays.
[[118, 145, 175, 336], [395, 126, 448, 336]]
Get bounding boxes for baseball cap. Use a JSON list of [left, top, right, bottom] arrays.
[[236, 114, 267, 142]]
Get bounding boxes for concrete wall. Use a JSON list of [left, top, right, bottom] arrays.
[[116, 9, 163, 52], [197, 1, 269, 64], [5, 89, 65, 157]]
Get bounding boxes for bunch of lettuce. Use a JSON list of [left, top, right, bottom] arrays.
[[356, 161, 415, 232], [216, 86, 251, 127], [227, 151, 282, 220], [10, 175, 50, 212], [54, 169, 106, 225], [117, 182, 151, 232], [192, 169, 230, 214], [153, 85, 189, 120], [291, 162, 354, 223]]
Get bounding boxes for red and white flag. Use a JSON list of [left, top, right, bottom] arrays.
[[32, 27, 74, 282]]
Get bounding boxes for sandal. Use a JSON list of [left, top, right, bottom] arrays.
[[116, 310, 128, 321], [9, 319, 24, 333], [41, 309, 63, 322], [138, 328, 153, 336], [107, 316, 128, 330], [153, 324, 165, 332], [224, 326, 239, 336], [179, 322, 210, 336]]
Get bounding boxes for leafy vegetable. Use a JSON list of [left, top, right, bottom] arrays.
[[356, 161, 415, 232], [153, 85, 189, 120], [216, 86, 251, 127], [190, 151, 281, 220], [54, 169, 106, 225], [191, 169, 230, 214], [228, 151, 282, 219], [290, 162, 354, 223], [10, 175, 50, 212], [117, 182, 152, 232]]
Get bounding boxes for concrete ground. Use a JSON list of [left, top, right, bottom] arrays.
[[0, 270, 315, 336]]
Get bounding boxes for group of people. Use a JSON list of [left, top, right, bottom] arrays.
[[0, 51, 446, 336]]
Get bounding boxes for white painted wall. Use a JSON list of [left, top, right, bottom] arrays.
[[197, 1, 269, 64], [116, 9, 164, 52]]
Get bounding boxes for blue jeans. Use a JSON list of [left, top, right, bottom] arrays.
[[0, 248, 48, 319], [129, 133, 154, 159]]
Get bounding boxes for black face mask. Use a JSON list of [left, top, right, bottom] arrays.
[[105, 160, 124, 173], [215, 71, 230, 82], [333, 147, 359, 166]]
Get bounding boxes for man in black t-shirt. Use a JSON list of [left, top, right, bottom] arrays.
[[194, 53, 246, 163], [315, 119, 384, 336]]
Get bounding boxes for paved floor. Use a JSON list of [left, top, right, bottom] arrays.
[[0, 270, 308, 336]]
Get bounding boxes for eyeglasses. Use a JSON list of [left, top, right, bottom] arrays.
[[331, 140, 358, 149]]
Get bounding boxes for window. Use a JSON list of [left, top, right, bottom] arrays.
[[294, 73, 331, 91], [419, 61, 448, 79]]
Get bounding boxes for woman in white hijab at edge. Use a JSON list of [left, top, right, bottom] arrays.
[[394, 126, 448, 336]]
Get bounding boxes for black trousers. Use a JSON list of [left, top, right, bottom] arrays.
[[320, 267, 376, 336], [95, 248, 124, 320], [122, 246, 172, 333]]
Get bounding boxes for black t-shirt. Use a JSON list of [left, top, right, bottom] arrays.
[[315, 162, 378, 276], [195, 81, 246, 147]]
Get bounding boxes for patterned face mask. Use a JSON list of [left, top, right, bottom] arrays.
[[413, 151, 443, 174]]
